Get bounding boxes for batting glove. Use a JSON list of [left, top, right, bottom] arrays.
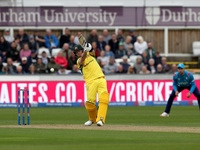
[[84, 43, 92, 52]]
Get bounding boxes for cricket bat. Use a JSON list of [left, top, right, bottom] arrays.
[[79, 34, 87, 48]]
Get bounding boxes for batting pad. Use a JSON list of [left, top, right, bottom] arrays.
[[85, 102, 97, 123], [96, 92, 109, 124]]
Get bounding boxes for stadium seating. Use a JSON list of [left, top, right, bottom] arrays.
[[52, 48, 62, 57], [192, 41, 200, 56], [38, 48, 51, 57]]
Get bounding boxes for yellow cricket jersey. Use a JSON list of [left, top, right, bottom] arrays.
[[77, 52, 104, 83]]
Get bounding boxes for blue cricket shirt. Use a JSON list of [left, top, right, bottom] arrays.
[[173, 70, 196, 93]]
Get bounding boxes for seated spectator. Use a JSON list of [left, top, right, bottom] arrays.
[[102, 29, 111, 44], [87, 29, 98, 43], [120, 55, 130, 73], [161, 57, 170, 73], [117, 29, 125, 42], [44, 29, 59, 50], [139, 66, 150, 74], [29, 64, 37, 75], [153, 51, 161, 66], [55, 51, 68, 68], [147, 58, 156, 74], [20, 57, 31, 73], [67, 52, 77, 70], [20, 43, 31, 60], [16, 29, 29, 47], [74, 32, 82, 45], [142, 51, 149, 66], [33, 30, 46, 49], [57, 65, 68, 75], [145, 42, 156, 58], [3, 28, 14, 43], [30, 49, 38, 64], [14, 37, 21, 51], [105, 45, 115, 58], [134, 56, 144, 74], [127, 66, 135, 74], [168, 64, 177, 74], [41, 51, 49, 66], [92, 42, 99, 57], [0, 36, 10, 57], [97, 51, 109, 66], [16, 65, 26, 74], [62, 43, 70, 60], [47, 56, 60, 74], [123, 36, 134, 56], [7, 58, 17, 74], [6, 42, 20, 62], [59, 28, 71, 48], [69, 35, 76, 51], [34, 57, 46, 74], [156, 64, 164, 74], [134, 36, 148, 55], [97, 35, 106, 51], [29, 35, 37, 53], [115, 42, 126, 58], [103, 57, 118, 74], [68, 64, 81, 74], [116, 65, 126, 74], [108, 33, 119, 55], [129, 30, 137, 45]]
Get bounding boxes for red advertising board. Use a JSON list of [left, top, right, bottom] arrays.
[[0, 80, 198, 103]]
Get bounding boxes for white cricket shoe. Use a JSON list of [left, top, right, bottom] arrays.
[[160, 112, 169, 117], [97, 120, 103, 126], [84, 120, 93, 126]]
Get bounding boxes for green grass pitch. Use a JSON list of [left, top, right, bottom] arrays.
[[0, 106, 200, 150]]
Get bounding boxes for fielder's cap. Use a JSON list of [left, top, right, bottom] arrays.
[[129, 29, 134, 33], [178, 63, 185, 69], [22, 57, 27, 61], [119, 42, 124, 46], [73, 45, 83, 53]]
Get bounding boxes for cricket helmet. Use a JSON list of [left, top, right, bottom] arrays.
[[73, 45, 83, 54]]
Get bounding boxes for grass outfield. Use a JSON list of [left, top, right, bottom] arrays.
[[0, 106, 200, 150]]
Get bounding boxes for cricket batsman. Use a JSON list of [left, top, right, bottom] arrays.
[[160, 63, 200, 117], [73, 43, 109, 126]]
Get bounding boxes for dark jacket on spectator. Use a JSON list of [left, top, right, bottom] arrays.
[[153, 56, 162, 67], [16, 33, 29, 47], [108, 39, 119, 54], [6, 47, 20, 62], [0, 40, 10, 52], [34, 63, 46, 74], [59, 34, 71, 48], [7, 65, 17, 74], [20, 62, 31, 73], [97, 41, 106, 51], [87, 34, 98, 43]]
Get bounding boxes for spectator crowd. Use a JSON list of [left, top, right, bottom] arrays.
[[0, 28, 177, 75]]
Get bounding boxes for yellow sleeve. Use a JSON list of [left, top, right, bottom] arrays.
[[88, 51, 95, 57], [77, 58, 81, 69]]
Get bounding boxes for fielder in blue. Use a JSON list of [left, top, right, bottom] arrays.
[[160, 63, 200, 117]]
